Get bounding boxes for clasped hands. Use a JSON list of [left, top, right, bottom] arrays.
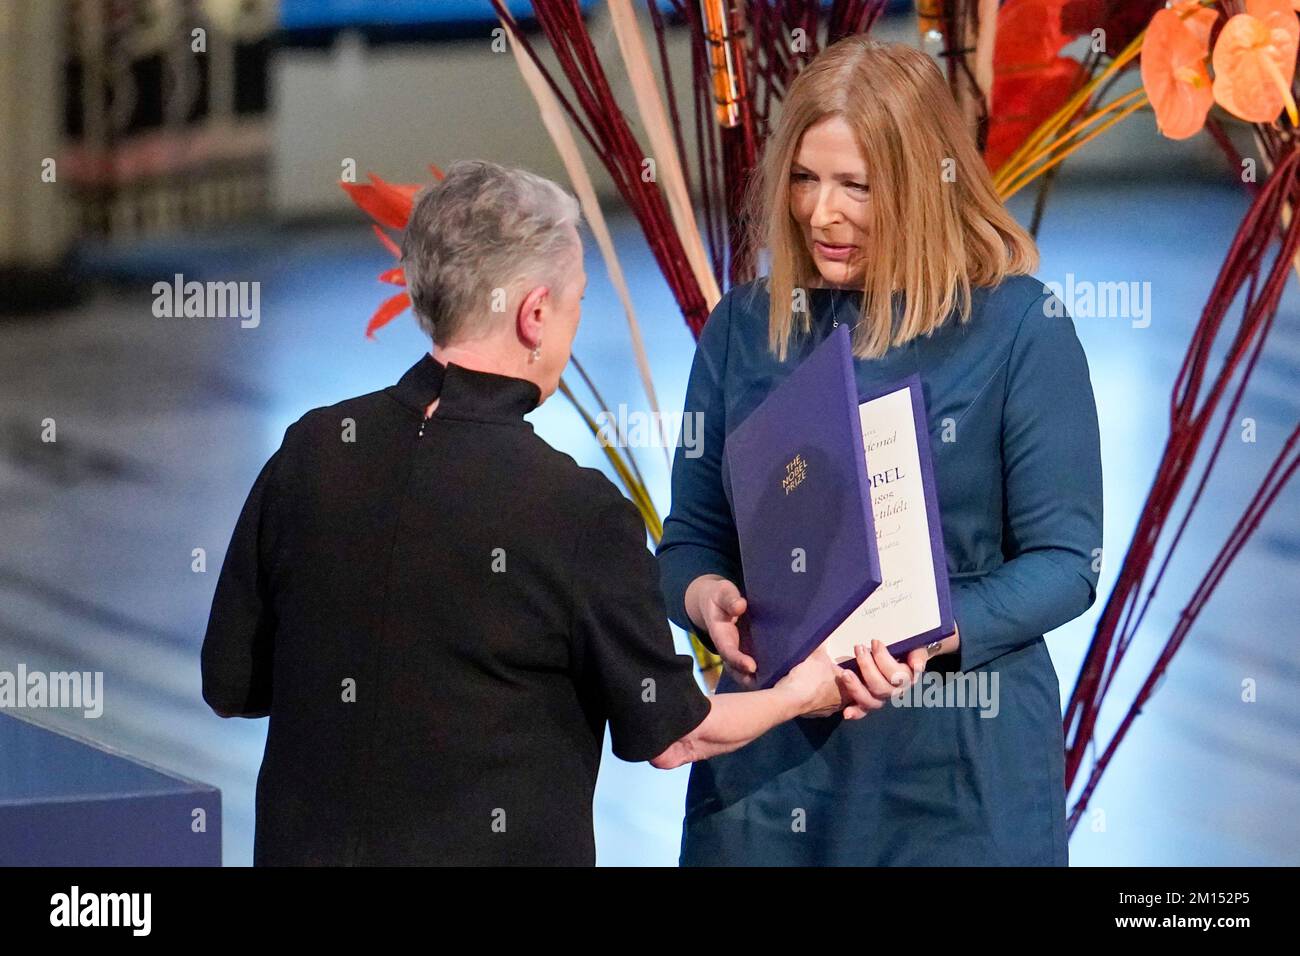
[[689, 574, 954, 720]]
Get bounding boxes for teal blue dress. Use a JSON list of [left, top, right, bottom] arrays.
[[655, 275, 1103, 866]]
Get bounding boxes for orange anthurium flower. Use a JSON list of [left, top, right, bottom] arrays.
[[1173, 0, 1220, 53], [1211, 0, 1300, 126], [1142, 5, 1216, 139]]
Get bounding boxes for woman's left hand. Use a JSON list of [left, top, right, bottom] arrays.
[[836, 627, 961, 719]]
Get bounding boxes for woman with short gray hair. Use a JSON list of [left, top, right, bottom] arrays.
[[201, 159, 854, 866]]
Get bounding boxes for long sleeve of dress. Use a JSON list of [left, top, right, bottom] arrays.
[[950, 293, 1104, 672], [655, 292, 743, 647], [200, 429, 290, 718]]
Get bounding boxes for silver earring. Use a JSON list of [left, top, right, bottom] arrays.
[[531, 344, 541, 362]]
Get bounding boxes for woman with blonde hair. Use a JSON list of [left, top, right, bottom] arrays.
[[657, 37, 1103, 865]]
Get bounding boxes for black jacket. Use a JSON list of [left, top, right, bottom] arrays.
[[201, 354, 710, 865]]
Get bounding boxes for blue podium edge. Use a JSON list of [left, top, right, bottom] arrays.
[[0, 710, 221, 803]]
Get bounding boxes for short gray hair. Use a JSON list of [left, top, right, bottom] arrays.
[[401, 160, 582, 345]]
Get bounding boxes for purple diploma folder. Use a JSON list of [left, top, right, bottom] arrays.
[[722, 324, 882, 688]]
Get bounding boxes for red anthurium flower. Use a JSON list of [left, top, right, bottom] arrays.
[[988, 0, 1088, 171], [997, 0, 1074, 67], [988, 59, 1087, 172]]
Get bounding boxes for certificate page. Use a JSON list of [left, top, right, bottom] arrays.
[[821, 385, 941, 661]]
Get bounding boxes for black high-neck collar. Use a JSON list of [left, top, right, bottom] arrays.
[[387, 353, 541, 426]]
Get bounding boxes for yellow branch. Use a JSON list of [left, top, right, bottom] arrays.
[[998, 88, 1147, 194], [1000, 95, 1148, 200]]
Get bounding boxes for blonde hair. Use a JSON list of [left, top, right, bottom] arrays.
[[743, 37, 1038, 362]]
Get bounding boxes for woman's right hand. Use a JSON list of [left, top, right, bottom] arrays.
[[686, 574, 758, 687]]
